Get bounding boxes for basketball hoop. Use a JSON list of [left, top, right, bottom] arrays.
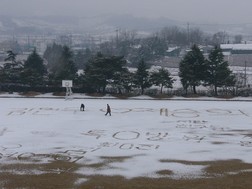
[[62, 80, 73, 99]]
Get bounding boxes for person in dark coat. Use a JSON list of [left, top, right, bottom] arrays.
[[105, 104, 111, 116], [80, 103, 85, 111]]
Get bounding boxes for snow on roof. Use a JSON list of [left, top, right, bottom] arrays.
[[167, 47, 179, 53], [220, 44, 252, 51], [223, 51, 231, 56]]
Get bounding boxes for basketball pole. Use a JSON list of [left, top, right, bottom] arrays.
[[65, 87, 72, 99], [62, 80, 73, 100]]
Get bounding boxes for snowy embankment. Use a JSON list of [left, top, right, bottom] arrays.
[[1, 92, 252, 101]]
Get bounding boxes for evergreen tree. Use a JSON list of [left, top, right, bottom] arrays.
[[53, 46, 77, 83], [5, 50, 17, 64], [179, 44, 206, 94], [43, 43, 63, 72], [0, 50, 23, 84], [21, 49, 47, 86], [84, 53, 127, 93], [134, 59, 151, 95], [74, 48, 92, 69], [151, 68, 174, 94], [205, 46, 236, 95], [111, 69, 134, 94]]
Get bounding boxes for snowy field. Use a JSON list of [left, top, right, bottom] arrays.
[[1, 97, 252, 179]]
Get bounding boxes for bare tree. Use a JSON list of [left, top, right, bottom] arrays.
[[212, 31, 229, 45], [234, 35, 243, 44]]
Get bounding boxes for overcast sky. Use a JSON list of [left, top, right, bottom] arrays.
[[0, 0, 251, 24]]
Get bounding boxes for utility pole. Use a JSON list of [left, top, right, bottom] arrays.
[[244, 61, 247, 87], [187, 22, 190, 46], [115, 28, 119, 54], [115, 28, 119, 45]]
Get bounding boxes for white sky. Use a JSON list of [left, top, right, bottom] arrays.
[[0, 0, 251, 24]]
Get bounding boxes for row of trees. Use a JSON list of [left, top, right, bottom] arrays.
[[0, 49, 46, 87], [179, 45, 235, 95], [83, 44, 236, 96], [41, 27, 239, 70], [97, 27, 242, 66], [96, 27, 199, 67], [82, 54, 173, 95], [0, 43, 235, 96], [0, 46, 77, 88]]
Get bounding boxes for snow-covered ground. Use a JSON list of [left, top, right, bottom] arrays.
[[1, 97, 252, 179]]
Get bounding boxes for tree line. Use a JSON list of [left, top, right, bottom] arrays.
[[1, 25, 243, 70], [0, 43, 236, 96], [94, 27, 240, 67], [179, 45, 235, 96]]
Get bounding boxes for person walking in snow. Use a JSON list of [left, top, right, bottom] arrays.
[[80, 103, 85, 111], [105, 104, 111, 116]]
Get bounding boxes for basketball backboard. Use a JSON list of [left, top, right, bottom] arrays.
[[62, 80, 73, 87]]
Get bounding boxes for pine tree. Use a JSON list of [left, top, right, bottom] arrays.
[[111, 69, 133, 94], [22, 49, 47, 86], [84, 53, 127, 93], [53, 46, 77, 84], [134, 59, 151, 95], [151, 68, 174, 94], [74, 48, 92, 69], [5, 50, 17, 64], [1, 50, 23, 84], [43, 43, 63, 72], [179, 44, 206, 94], [205, 46, 236, 96]]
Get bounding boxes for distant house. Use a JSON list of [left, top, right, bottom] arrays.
[[220, 44, 252, 54], [166, 47, 181, 57], [220, 44, 252, 67]]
